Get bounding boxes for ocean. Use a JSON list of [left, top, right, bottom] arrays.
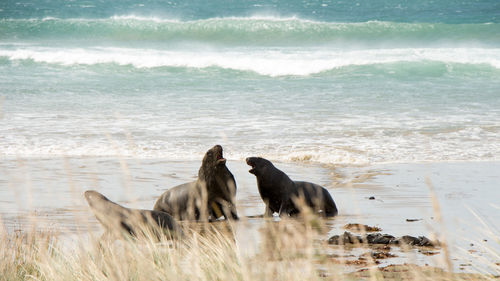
[[1, 0, 499, 164]]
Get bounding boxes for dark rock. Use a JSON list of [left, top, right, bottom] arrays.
[[367, 233, 397, 244], [397, 235, 422, 246], [396, 235, 436, 247], [328, 231, 363, 245], [417, 236, 436, 247], [328, 231, 438, 248]]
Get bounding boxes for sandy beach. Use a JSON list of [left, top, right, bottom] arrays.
[[1, 157, 498, 273]]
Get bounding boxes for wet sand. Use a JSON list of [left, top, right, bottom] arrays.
[[0, 157, 499, 273]]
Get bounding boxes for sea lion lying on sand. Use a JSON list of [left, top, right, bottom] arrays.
[[84, 190, 182, 240], [246, 157, 338, 217], [154, 145, 238, 221]]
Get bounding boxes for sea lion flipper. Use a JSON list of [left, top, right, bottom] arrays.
[[264, 205, 274, 217], [210, 201, 224, 220], [230, 207, 239, 220]]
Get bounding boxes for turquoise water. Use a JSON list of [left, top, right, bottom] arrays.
[[1, 0, 499, 164]]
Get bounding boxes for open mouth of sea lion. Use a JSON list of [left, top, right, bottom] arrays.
[[246, 157, 256, 174], [215, 146, 226, 165]]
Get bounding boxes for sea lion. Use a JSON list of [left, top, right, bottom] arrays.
[[154, 145, 238, 221], [84, 190, 182, 240], [246, 157, 338, 217]]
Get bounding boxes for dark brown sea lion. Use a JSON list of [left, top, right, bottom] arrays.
[[246, 157, 338, 217], [84, 190, 182, 240], [154, 145, 238, 221]]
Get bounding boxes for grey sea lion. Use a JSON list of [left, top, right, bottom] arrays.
[[246, 157, 338, 217], [84, 190, 182, 240], [154, 145, 238, 221]]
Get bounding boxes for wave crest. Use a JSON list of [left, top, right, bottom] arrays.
[[1, 16, 499, 46], [1, 46, 499, 76]]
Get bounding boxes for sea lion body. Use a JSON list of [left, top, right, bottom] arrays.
[[84, 190, 182, 240], [246, 157, 338, 217], [154, 145, 239, 221], [291, 181, 338, 216]]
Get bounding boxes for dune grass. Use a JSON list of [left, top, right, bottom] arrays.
[[1, 213, 499, 281]]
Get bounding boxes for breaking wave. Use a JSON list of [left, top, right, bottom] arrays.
[[1, 46, 499, 76], [1, 16, 499, 46]]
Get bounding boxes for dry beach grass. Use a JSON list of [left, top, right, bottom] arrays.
[[1, 203, 499, 281]]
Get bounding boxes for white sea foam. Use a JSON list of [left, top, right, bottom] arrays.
[[109, 14, 308, 23], [1, 112, 499, 164], [109, 15, 181, 23], [1, 47, 499, 76], [1, 137, 498, 164]]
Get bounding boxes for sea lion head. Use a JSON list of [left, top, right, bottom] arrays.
[[202, 144, 226, 168], [199, 145, 227, 179], [84, 190, 111, 211], [246, 157, 273, 176]]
